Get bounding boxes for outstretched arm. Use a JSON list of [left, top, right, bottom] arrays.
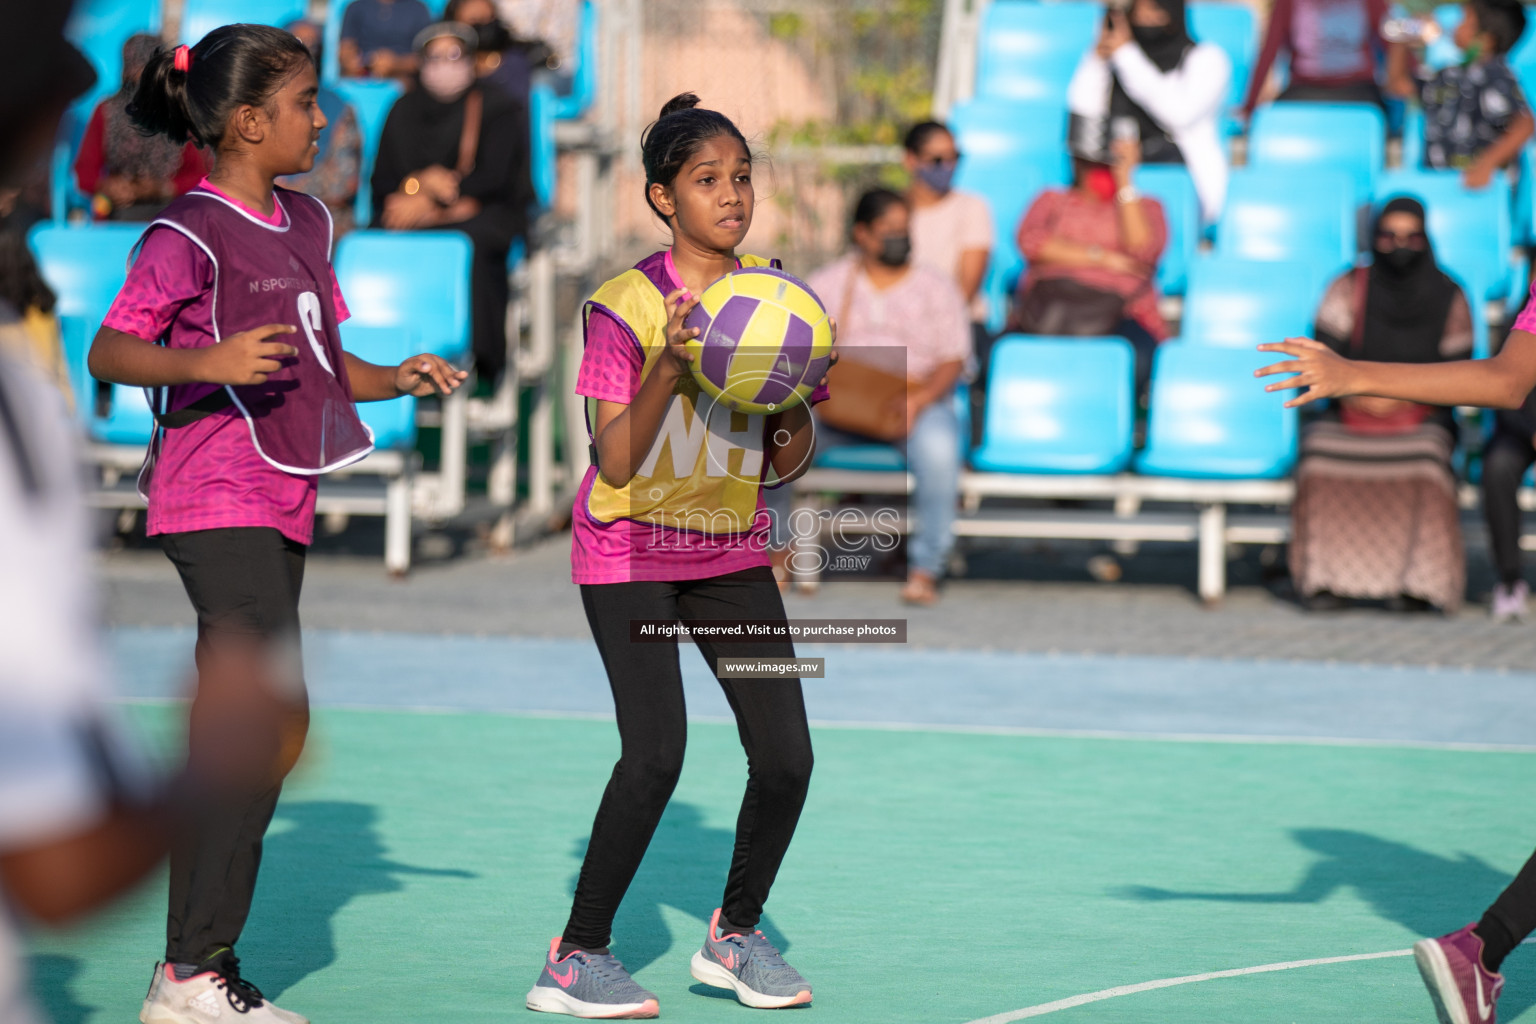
[[1255, 331, 1536, 410]]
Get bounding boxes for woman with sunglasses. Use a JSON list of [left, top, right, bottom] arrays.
[[1286, 196, 1473, 613], [902, 121, 994, 446]]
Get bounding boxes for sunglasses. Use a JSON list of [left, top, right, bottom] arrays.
[[1375, 229, 1429, 249]]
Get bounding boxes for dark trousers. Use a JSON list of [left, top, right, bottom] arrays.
[[1278, 80, 1386, 111], [158, 527, 309, 965], [1483, 432, 1535, 585], [1486, 847, 1536, 948], [563, 566, 815, 949], [454, 207, 518, 383]]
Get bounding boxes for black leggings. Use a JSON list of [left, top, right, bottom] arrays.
[[1483, 432, 1535, 585], [158, 527, 310, 965], [562, 566, 815, 950]]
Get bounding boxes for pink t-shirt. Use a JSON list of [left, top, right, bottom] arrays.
[[807, 256, 972, 380], [102, 181, 350, 546], [570, 251, 826, 585], [1513, 277, 1536, 335]]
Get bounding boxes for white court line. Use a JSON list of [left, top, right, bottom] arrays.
[[967, 938, 1536, 1023], [960, 949, 1413, 1023]]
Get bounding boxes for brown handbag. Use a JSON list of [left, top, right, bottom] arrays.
[[814, 266, 910, 441], [1009, 277, 1138, 336]]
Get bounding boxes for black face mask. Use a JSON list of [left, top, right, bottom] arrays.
[[877, 234, 912, 267], [474, 19, 513, 53], [1380, 246, 1424, 273]]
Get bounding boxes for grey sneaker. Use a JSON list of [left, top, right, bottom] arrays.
[[525, 938, 659, 1019], [690, 908, 812, 1009], [1492, 581, 1529, 624]]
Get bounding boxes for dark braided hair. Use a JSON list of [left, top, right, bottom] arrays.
[[640, 93, 750, 224]]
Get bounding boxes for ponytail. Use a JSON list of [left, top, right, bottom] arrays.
[[129, 23, 311, 150]]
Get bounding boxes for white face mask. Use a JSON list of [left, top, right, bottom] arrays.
[[421, 57, 476, 101]]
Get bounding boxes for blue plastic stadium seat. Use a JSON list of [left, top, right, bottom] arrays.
[[1136, 343, 1297, 479], [330, 78, 404, 228], [1375, 169, 1520, 304], [30, 223, 143, 415], [975, 1, 1101, 103], [1181, 257, 1317, 347], [1247, 102, 1385, 204], [1188, 3, 1256, 135], [340, 323, 420, 451], [181, 0, 306, 41], [552, 0, 597, 120], [815, 445, 907, 472], [949, 98, 1072, 331], [1134, 164, 1199, 294], [1216, 167, 1356, 273], [93, 383, 157, 446], [334, 231, 473, 361], [971, 335, 1135, 474], [529, 77, 557, 208]]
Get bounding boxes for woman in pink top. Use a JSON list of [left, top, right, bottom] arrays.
[[1012, 130, 1168, 395], [1243, 0, 1388, 116], [86, 25, 464, 1022]]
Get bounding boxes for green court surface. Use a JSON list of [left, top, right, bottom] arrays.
[[29, 705, 1536, 1023]]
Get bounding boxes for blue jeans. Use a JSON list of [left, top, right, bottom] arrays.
[[766, 396, 961, 578]]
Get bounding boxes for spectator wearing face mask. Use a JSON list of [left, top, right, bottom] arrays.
[[1010, 122, 1168, 398], [902, 121, 993, 442], [73, 34, 210, 221], [277, 19, 362, 238], [446, 0, 535, 106], [372, 22, 534, 381], [1068, 0, 1231, 223], [765, 189, 969, 606]]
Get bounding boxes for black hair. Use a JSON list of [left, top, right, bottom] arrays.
[[640, 93, 751, 224], [0, 231, 56, 315], [903, 121, 951, 155], [129, 23, 312, 150], [850, 188, 908, 232], [1471, 0, 1527, 54]]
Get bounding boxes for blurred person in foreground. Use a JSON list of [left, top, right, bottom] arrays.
[[0, 232, 71, 407], [279, 19, 362, 238], [1011, 120, 1168, 399], [1243, 0, 1388, 117], [902, 121, 994, 444], [1068, 0, 1231, 222], [0, 6, 291, 1024], [372, 22, 534, 382], [73, 33, 210, 222]]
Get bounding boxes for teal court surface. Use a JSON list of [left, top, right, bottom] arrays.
[[28, 628, 1536, 1023]]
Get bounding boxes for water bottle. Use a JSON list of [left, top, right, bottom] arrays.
[[1381, 15, 1442, 44]]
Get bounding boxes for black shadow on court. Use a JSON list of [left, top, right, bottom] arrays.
[[239, 800, 476, 998], [1115, 828, 1531, 1018]]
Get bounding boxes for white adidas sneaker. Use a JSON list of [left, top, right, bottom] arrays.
[[140, 961, 308, 1024]]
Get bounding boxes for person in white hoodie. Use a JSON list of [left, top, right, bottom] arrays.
[[1067, 0, 1231, 223]]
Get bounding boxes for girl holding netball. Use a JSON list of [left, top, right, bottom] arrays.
[[88, 24, 463, 1024], [1259, 310, 1536, 1024], [524, 93, 825, 1018]]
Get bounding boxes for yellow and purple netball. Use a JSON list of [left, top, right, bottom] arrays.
[[683, 267, 833, 415]]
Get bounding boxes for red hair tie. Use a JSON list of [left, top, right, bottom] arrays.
[[173, 45, 192, 72]]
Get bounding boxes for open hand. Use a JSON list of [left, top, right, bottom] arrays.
[[395, 353, 469, 397], [1255, 337, 1358, 408], [1462, 163, 1495, 190], [661, 287, 700, 378], [195, 324, 298, 386]]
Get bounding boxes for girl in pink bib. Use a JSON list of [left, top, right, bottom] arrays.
[[89, 24, 465, 1023]]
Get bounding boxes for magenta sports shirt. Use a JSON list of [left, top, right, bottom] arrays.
[[102, 180, 350, 546], [571, 251, 827, 585]]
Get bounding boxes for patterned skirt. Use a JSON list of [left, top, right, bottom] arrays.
[[1289, 420, 1464, 612]]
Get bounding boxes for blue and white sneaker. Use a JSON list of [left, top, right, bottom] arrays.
[[526, 938, 659, 1019], [690, 908, 812, 1009]]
